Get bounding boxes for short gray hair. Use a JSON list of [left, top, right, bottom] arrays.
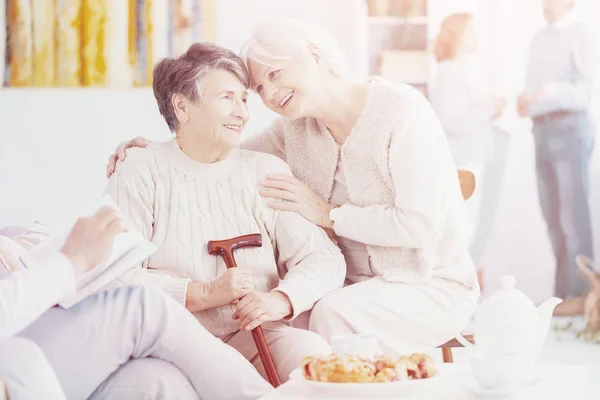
[[153, 42, 250, 132]]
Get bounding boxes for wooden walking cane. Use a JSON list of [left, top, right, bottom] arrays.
[[207, 234, 282, 387]]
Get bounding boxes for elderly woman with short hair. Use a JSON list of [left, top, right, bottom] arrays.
[[104, 42, 345, 382]]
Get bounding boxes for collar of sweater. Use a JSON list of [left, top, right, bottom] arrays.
[[163, 139, 240, 179]]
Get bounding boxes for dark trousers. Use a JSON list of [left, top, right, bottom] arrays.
[[533, 112, 595, 298]]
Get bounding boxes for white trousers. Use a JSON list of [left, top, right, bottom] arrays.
[[89, 358, 199, 400], [10, 286, 272, 400], [297, 277, 478, 356], [0, 337, 65, 400], [0, 338, 200, 400]]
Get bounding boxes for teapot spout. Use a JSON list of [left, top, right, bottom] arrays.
[[531, 297, 563, 360], [538, 297, 563, 319], [537, 297, 562, 342]]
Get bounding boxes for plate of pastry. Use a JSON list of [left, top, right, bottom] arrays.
[[289, 353, 440, 397]]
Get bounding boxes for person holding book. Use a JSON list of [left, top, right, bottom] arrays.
[[0, 206, 272, 400], [106, 20, 478, 356], [103, 42, 346, 382]]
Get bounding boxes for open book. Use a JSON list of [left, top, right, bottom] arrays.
[[19, 196, 157, 308]]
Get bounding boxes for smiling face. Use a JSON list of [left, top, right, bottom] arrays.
[[246, 47, 328, 120], [181, 68, 249, 149]]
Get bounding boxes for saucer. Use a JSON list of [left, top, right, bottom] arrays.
[[469, 385, 519, 397], [467, 369, 541, 397]]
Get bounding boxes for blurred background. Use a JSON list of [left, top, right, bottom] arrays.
[[0, 0, 599, 303]]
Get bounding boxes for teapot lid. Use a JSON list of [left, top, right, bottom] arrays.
[[479, 276, 537, 320]]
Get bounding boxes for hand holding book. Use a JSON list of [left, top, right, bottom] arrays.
[[60, 205, 128, 278], [19, 196, 157, 308]]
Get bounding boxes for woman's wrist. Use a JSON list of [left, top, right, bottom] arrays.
[[186, 281, 213, 312], [271, 291, 293, 319], [320, 203, 340, 230]]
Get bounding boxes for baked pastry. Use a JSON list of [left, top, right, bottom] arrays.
[[409, 353, 436, 378], [302, 354, 375, 383], [373, 367, 397, 383], [396, 356, 420, 380], [301, 353, 436, 383]]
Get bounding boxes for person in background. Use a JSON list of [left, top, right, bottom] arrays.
[[517, 0, 597, 314], [0, 206, 272, 400], [429, 12, 507, 291]]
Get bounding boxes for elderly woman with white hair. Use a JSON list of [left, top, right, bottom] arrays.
[[103, 42, 345, 382], [107, 21, 480, 356]]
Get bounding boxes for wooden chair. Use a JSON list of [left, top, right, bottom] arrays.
[[457, 169, 476, 201], [438, 334, 475, 363], [437, 169, 476, 363]]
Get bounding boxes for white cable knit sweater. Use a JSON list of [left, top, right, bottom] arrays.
[[243, 80, 477, 288], [104, 140, 346, 338]]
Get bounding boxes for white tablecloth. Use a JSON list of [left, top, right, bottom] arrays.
[[259, 363, 589, 399]]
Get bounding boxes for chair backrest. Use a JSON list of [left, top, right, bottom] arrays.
[[458, 170, 476, 200]]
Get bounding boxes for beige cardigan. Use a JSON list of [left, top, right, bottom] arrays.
[[243, 79, 477, 288]]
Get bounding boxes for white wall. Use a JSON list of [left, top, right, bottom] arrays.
[[0, 88, 170, 228]]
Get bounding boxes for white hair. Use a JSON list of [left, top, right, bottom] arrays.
[[549, 0, 576, 6], [239, 20, 352, 79]]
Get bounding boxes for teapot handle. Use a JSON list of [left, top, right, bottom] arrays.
[[454, 333, 475, 348]]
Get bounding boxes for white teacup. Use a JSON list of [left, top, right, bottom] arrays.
[[470, 351, 532, 390], [330, 334, 380, 358]]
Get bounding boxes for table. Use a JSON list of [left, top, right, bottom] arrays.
[[259, 364, 589, 399]]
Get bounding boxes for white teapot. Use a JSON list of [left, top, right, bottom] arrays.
[[456, 276, 562, 389]]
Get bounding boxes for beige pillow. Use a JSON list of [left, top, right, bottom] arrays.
[[0, 222, 52, 275]]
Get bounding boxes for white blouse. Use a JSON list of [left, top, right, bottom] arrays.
[[429, 56, 496, 168]]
